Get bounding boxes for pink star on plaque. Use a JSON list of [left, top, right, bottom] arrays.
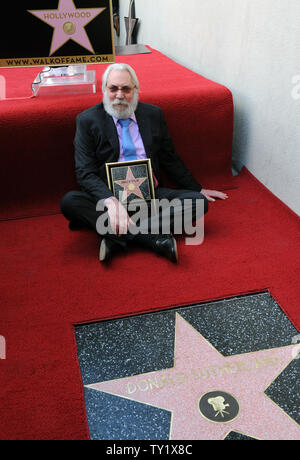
[[28, 0, 106, 55], [86, 314, 300, 440], [114, 167, 148, 202]]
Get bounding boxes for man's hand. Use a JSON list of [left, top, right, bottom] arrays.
[[104, 197, 134, 235], [201, 189, 229, 202]]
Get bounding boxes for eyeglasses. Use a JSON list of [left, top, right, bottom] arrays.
[[107, 85, 135, 94]]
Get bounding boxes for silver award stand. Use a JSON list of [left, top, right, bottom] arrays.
[[125, 0, 138, 45], [115, 0, 151, 56]]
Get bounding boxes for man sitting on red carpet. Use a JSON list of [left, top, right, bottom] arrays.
[[61, 63, 228, 263]]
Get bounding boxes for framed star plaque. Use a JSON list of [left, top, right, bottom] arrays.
[[105, 159, 156, 207], [0, 0, 115, 68]]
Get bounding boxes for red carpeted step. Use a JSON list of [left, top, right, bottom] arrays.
[[0, 46, 234, 219]]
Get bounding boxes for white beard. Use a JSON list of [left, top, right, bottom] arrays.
[[103, 91, 139, 119]]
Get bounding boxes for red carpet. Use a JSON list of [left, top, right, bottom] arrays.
[[0, 47, 299, 440], [0, 168, 299, 439]]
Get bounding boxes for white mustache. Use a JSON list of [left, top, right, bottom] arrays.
[[112, 99, 129, 106], [103, 90, 138, 119]]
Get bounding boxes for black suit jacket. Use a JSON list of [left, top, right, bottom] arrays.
[[74, 101, 202, 201]]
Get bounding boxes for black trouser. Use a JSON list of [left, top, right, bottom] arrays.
[[60, 187, 208, 247]]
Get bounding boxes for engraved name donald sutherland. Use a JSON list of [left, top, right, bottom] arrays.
[[126, 354, 281, 395]]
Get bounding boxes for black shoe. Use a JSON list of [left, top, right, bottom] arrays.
[[99, 238, 125, 263], [69, 220, 84, 230], [153, 235, 178, 263]]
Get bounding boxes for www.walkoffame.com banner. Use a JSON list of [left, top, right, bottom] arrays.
[[0, 0, 115, 67]]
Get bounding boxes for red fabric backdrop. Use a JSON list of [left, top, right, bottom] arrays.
[[0, 46, 234, 219]]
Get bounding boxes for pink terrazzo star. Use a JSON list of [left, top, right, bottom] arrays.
[[28, 0, 105, 55], [114, 167, 148, 202], [86, 314, 300, 440]]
